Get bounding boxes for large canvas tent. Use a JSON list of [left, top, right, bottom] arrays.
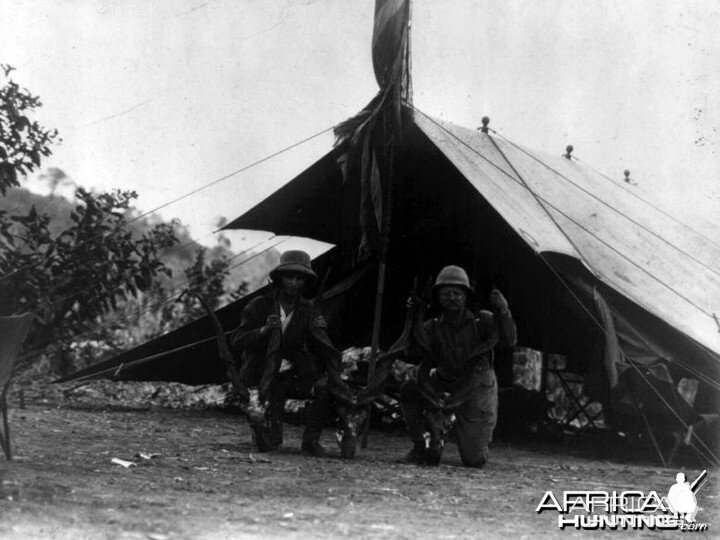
[[57, 0, 720, 468], [62, 107, 720, 416], [225, 109, 720, 395]]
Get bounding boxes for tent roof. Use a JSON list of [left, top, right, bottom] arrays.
[[412, 111, 720, 362]]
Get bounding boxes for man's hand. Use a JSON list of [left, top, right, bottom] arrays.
[[311, 315, 328, 329], [418, 378, 444, 410], [260, 314, 281, 336], [490, 288, 509, 314], [442, 393, 463, 412], [347, 391, 359, 408], [406, 293, 427, 311]]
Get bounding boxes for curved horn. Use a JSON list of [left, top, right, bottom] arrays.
[[194, 292, 249, 402]]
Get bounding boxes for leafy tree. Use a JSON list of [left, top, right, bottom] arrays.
[[0, 65, 248, 377], [39, 167, 75, 195], [73, 244, 249, 376], [0, 64, 59, 194], [0, 187, 178, 375], [0, 64, 180, 376], [176, 247, 233, 324]]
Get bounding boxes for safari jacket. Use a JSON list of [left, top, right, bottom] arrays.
[[230, 290, 344, 389]]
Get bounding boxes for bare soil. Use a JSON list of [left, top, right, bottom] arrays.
[[0, 392, 718, 539]]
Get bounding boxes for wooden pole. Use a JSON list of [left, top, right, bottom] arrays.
[[368, 247, 388, 381], [369, 100, 403, 380], [368, 1, 411, 381]]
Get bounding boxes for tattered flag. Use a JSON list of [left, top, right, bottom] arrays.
[[334, 0, 411, 264]]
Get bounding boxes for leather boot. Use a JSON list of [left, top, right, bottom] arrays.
[[301, 439, 328, 457], [269, 418, 283, 450], [301, 425, 328, 457], [395, 441, 425, 464]]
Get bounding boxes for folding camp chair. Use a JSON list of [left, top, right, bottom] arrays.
[[0, 313, 33, 460], [591, 286, 715, 466], [543, 353, 603, 433], [665, 377, 713, 466], [611, 361, 707, 467]]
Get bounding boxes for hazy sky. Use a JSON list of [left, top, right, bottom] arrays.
[[3, 0, 718, 254]]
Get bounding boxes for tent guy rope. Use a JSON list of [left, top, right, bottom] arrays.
[[412, 107, 717, 323], [12, 236, 290, 370], [0, 124, 336, 283], [574, 156, 720, 252], [489, 130, 720, 280], [26, 227, 231, 317]]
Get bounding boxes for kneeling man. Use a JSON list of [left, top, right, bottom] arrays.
[[399, 265, 517, 467], [231, 250, 347, 456]]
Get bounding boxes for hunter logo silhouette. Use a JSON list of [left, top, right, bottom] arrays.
[[667, 470, 706, 523]]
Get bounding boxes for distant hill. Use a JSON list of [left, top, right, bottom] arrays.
[[0, 186, 278, 299]]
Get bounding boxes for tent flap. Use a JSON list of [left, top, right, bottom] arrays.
[[222, 149, 344, 244]]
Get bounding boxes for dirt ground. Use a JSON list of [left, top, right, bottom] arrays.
[[1, 392, 718, 539]]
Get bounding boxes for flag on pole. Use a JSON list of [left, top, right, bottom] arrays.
[[334, 0, 411, 264], [372, 0, 411, 90]]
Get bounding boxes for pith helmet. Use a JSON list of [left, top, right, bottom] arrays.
[[269, 250, 317, 282], [432, 265, 474, 295]]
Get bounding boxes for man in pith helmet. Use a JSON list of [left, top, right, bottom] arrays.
[[231, 250, 348, 456], [398, 264, 517, 467]]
